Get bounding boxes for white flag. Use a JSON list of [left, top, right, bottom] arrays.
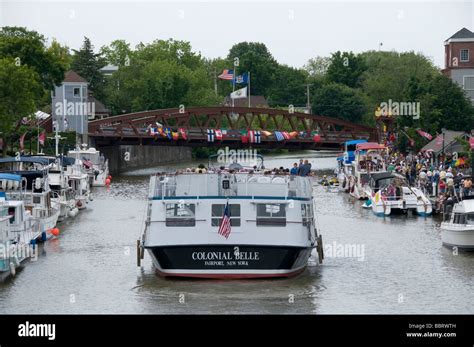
[[230, 86, 247, 99]]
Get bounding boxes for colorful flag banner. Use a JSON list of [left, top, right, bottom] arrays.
[[178, 128, 188, 140], [215, 129, 223, 141], [274, 131, 285, 141], [248, 130, 261, 143], [313, 134, 321, 142], [207, 129, 215, 142]]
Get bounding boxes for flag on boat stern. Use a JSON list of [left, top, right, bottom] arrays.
[[218, 201, 232, 239]]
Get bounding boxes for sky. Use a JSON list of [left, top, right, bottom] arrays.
[[1, 0, 473, 68]]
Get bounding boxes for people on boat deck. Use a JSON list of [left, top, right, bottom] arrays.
[[290, 163, 298, 175], [298, 160, 312, 177]]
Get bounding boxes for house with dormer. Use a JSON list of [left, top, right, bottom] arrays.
[[443, 28, 474, 104]]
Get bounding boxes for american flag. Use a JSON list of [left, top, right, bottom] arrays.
[[218, 202, 232, 239], [218, 69, 234, 80]]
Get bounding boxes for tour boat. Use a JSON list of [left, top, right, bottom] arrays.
[[440, 190, 474, 250], [68, 145, 109, 187], [346, 142, 387, 200], [139, 155, 324, 279], [0, 157, 60, 236], [367, 172, 432, 216]]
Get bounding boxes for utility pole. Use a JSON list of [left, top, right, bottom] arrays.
[[213, 67, 218, 97], [303, 84, 313, 114]]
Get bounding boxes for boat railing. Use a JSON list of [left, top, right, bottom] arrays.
[[150, 173, 312, 199]]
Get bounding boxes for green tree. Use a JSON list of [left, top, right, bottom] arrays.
[[0, 27, 69, 92], [71, 37, 107, 100], [312, 82, 368, 123], [227, 42, 278, 96], [100, 39, 132, 66], [268, 65, 307, 107], [103, 39, 220, 115], [0, 58, 42, 155], [326, 51, 367, 88]]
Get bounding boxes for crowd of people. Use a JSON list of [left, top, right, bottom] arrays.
[[383, 149, 472, 211]]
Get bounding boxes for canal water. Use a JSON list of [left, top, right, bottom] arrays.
[[0, 152, 473, 314]]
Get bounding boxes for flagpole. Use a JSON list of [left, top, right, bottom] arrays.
[[232, 62, 237, 108], [37, 119, 40, 154], [248, 71, 251, 108]]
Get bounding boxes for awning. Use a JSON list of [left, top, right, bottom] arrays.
[[356, 142, 385, 151]]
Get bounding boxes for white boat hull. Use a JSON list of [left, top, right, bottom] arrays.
[[441, 225, 474, 250]]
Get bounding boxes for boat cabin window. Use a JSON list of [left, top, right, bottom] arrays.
[[453, 213, 467, 224], [467, 213, 474, 225], [301, 204, 314, 226], [256, 203, 286, 226], [8, 207, 15, 223], [33, 196, 41, 205], [211, 204, 241, 227], [165, 203, 196, 227]]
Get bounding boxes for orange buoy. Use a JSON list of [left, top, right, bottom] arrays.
[[51, 228, 60, 237], [105, 178, 111, 186], [107, 175, 112, 180]]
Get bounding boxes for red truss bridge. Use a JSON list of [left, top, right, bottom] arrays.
[[88, 106, 377, 150]]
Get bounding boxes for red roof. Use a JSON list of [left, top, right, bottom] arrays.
[[63, 70, 88, 83], [356, 142, 385, 151]]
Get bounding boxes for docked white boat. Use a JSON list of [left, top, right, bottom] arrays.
[[0, 198, 34, 281], [347, 142, 387, 200], [35, 156, 79, 221], [63, 157, 92, 210], [367, 172, 432, 216], [0, 157, 59, 238], [441, 195, 474, 250], [68, 145, 109, 187], [139, 156, 324, 279]]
